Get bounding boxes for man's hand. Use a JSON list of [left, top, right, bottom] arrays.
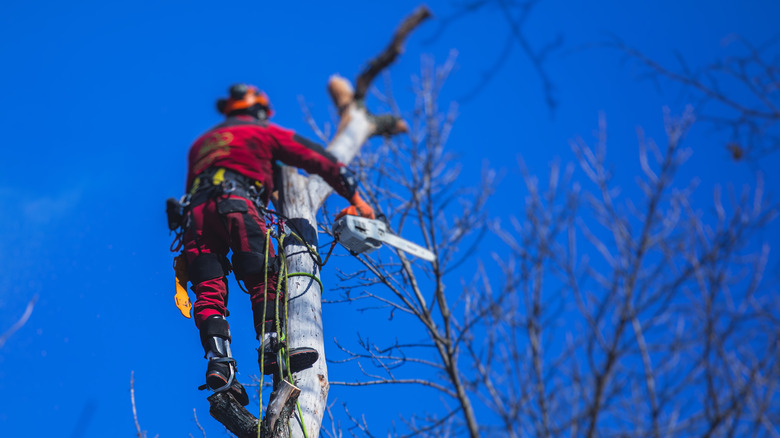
[[336, 192, 375, 220]]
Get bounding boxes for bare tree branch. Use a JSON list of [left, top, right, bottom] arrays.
[[0, 295, 38, 349], [193, 408, 207, 438], [130, 371, 146, 438], [606, 35, 780, 159]]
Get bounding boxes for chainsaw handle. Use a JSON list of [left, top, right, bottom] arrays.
[[335, 205, 358, 221], [336, 192, 375, 220]]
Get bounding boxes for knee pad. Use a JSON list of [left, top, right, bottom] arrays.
[[200, 315, 231, 356], [231, 251, 266, 281], [188, 253, 225, 285]]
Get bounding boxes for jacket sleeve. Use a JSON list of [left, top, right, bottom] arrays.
[[267, 124, 356, 199]]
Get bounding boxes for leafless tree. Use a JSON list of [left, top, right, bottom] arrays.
[[320, 53, 491, 438], [319, 49, 779, 437], [150, 12, 779, 437], [487, 108, 778, 437]]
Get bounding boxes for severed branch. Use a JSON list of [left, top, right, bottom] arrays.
[[265, 380, 302, 435], [207, 392, 258, 438], [207, 382, 299, 438]]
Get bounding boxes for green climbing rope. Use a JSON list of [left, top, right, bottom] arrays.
[[258, 228, 271, 438], [253, 220, 325, 438], [276, 228, 312, 438], [286, 272, 324, 292]]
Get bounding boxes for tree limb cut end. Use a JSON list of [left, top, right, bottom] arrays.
[[265, 380, 301, 435], [327, 75, 355, 115], [207, 392, 258, 438]]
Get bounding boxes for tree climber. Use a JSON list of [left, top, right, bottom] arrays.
[[177, 84, 375, 405]]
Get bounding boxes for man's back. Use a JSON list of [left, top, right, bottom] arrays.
[[186, 115, 351, 201]]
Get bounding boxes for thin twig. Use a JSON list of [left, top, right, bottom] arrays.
[[130, 371, 146, 438], [0, 295, 38, 349], [193, 408, 207, 438]]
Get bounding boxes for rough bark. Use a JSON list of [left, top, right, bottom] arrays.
[[207, 392, 258, 438], [277, 7, 430, 437]]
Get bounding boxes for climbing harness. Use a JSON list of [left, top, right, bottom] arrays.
[[166, 169, 433, 438], [185, 167, 266, 211], [167, 167, 268, 309]]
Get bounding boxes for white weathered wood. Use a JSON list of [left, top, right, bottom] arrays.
[[266, 380, 301, 433], [309, 105, 373, 204]]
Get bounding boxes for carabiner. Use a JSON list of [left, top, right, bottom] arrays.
[[222, 180, 236, 194]]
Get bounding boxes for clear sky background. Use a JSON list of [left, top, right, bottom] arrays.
[[1, 0, 778, 437]]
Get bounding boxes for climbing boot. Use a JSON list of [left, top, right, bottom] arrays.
[[199, 315, 249, 406], [258, 332, 319, 376]]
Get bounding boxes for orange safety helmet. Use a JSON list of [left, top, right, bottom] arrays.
[[216, 84, 274, 119]]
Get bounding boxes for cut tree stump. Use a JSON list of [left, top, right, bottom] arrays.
[[207, 380, 301, 438], [207, 392, 258, 438], [266, 380, 302, 436]]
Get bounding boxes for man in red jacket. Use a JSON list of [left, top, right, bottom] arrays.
[[181, 84, 374, 404]]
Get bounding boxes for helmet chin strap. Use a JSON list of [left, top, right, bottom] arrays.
[[224, 104, 270, 121]]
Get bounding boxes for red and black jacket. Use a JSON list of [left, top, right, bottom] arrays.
[[186, 115, 354, 202]]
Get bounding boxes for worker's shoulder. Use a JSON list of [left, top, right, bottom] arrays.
[[194, 118, 295, 143]]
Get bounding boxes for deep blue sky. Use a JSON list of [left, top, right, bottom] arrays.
[[1, 1, 778, 436]]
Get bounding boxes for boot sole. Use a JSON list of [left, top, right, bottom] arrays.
[[206, 372, 250, 406], [261, 347, 319, 376]]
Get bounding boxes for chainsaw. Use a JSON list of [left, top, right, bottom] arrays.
[[333, 215, 435, 262]]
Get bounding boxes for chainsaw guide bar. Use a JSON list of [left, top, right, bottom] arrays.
[[333, 216, 435, 262]]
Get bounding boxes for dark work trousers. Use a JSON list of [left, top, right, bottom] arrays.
[[182, 194, 279, 338]]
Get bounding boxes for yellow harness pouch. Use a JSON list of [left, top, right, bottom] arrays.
[[173, 254, 192, 319]]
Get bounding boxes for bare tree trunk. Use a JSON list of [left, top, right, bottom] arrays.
[[277, 80, 404, 438], [275, 8, 431, 437], [278, 168, 329, 438]]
